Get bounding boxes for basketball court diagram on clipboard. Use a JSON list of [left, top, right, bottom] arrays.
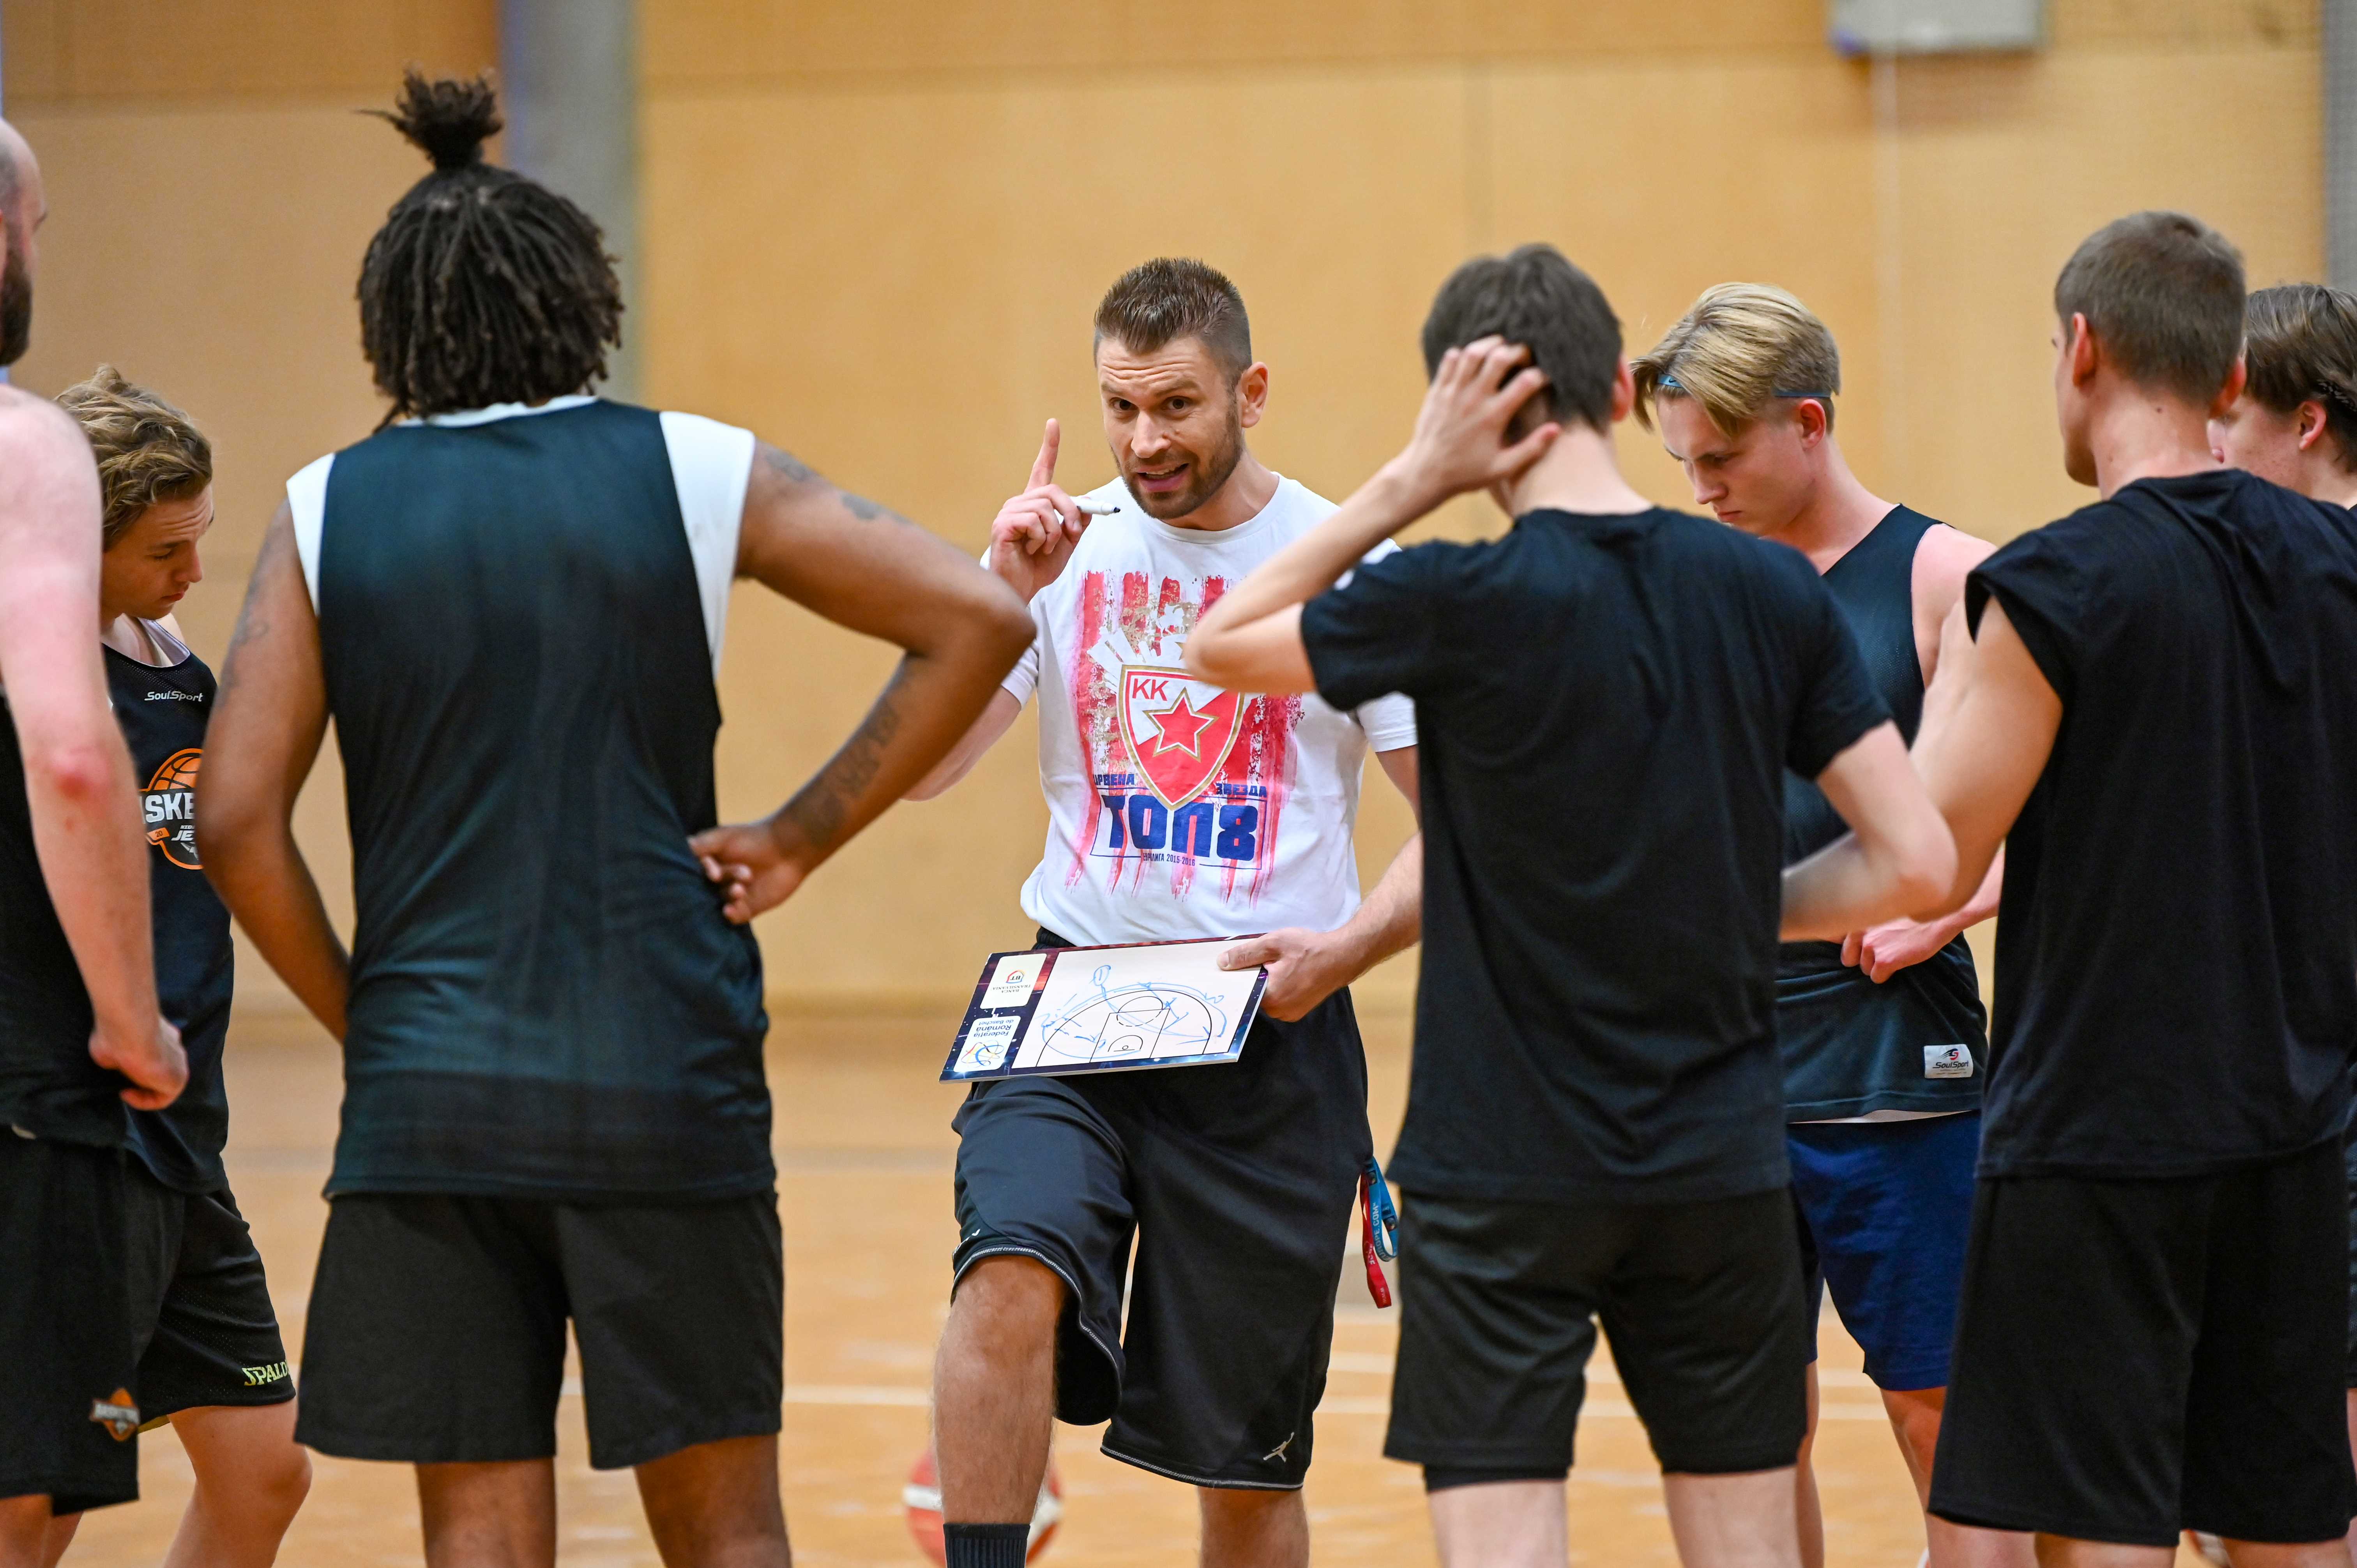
[[942, 938, 1268, 1082]]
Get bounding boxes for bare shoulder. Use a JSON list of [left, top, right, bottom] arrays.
[[0, 392, 99, 558], [1913, 520, 1997, 588], [0, 385, 88, 459]]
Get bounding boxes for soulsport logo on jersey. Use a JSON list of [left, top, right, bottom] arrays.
[[142, 747, 203, 871]]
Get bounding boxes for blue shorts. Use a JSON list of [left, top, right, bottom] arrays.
[[1790, 1111, 1979, 1392]]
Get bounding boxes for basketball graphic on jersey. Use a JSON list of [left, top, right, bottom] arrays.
[[142, 747, 203, 871], [1115, 666, 1244, 808]]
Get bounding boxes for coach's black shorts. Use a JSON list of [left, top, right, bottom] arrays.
[[1931, 1141, 2355, 1547], [0, 1132, 141, 1514], [297, 1190, 782, 1470], [124, 1176, 292, 1426], [950, 929, 1371, 1491], [1385, 1187, 1809, 1480]]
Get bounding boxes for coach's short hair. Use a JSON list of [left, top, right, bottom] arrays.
[[2242, 283, 2357, 472], [55, 366, 212, 549], [2055, 211, 2246, 404], [1631, 283, 1842, 435], [1094, 258, 1252, 382], [1421, 245, 1620, 433]]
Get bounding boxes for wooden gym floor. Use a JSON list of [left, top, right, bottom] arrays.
[[60, 1009, 2205, 1567]]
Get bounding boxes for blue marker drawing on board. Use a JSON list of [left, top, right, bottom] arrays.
[[1033, 962, 1229, 1065]]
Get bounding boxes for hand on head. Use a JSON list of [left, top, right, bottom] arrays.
[[1396, 337, 1561, 508], [986, 419, 1094, 602]]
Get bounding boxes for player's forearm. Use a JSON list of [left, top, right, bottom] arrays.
[[1192, 462, 1433, 660], [204, 814, 350, 1040], [23, 724, 160, 1035], [763, 629, 1025, 872], [1941, 846, 2003, 934], [906, 688, 1022, 802], [1323, 833, 1424, 980], [1781, 815, 1956, 943]]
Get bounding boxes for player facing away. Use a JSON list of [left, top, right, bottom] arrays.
[[1906, 212, 2357, 1566], [1190, 244, 1955, 1568], [197, 76, 1030, 1568], [2205, 282, 2357, 1561], [1630, 287, 2027, 1568], [0, 122, 190, 1568], [910, 259, 1424, 1568], [37, 370, 311, 1568]]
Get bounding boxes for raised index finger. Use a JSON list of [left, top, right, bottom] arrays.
[[1028, 418, 1061, 490]]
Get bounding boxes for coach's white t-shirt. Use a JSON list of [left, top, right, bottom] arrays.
[[1005, 475, 1418, 948]]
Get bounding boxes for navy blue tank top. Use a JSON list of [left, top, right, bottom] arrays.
[[1779, 506, 1986, 1119], [311, 399, 769, 1201], [108, 631, 233, 1192]]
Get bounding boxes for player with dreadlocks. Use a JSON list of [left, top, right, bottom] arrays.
[[199, 73, 1032, 1566]]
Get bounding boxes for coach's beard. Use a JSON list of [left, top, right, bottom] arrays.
[[1121, 408, 1246, 523]]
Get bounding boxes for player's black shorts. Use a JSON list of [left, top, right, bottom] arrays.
[[1385, 1187, 1809, 1481], [0, 1132, 141, 1514], [950, 928, 1371, 1491], [1931, 1140, 2356, 1547], [296, 1189, 782, 1470], [124, 1176, 292, 1425]]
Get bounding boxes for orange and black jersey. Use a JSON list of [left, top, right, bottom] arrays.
[[107, 625, 232, 1194]]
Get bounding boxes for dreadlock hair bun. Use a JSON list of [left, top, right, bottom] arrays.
[[357, 70, 622, 423], [379, 69, 502, 173]]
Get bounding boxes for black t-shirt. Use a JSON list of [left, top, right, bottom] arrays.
[[1967, 470, 2357, 1178], [1301, 507, 1889, 1204], [107, 631, 233, 1194]]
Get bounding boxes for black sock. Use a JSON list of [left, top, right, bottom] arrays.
[[942, 1521, 1030, 1568]]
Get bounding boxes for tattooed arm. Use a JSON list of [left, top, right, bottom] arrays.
[[196, 503, 351, 1037], [690, 443, 1035, 922]]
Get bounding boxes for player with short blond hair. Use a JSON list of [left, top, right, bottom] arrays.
[[1631, 284, 2023, 1568]]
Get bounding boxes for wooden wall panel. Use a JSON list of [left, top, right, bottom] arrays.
[[1485, 57, 1885, 515], [640, 0, 2312, 90], [0, 1, 2319, 1012], [1888, 46, 2322, 540], [3, 0, 492, 107], [641, 0, 1829, 88]]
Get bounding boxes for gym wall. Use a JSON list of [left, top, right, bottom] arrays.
[[4, 0, 2318, 1014]]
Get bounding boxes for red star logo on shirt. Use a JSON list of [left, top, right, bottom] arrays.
[[1141, 692, 1220, 758]]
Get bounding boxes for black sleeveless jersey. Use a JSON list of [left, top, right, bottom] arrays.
[[1778, 506, 1987, 1119], [310, 399, 769, 1201], [107, 630, 233, 1192], [0, 694, 120, 1146]]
